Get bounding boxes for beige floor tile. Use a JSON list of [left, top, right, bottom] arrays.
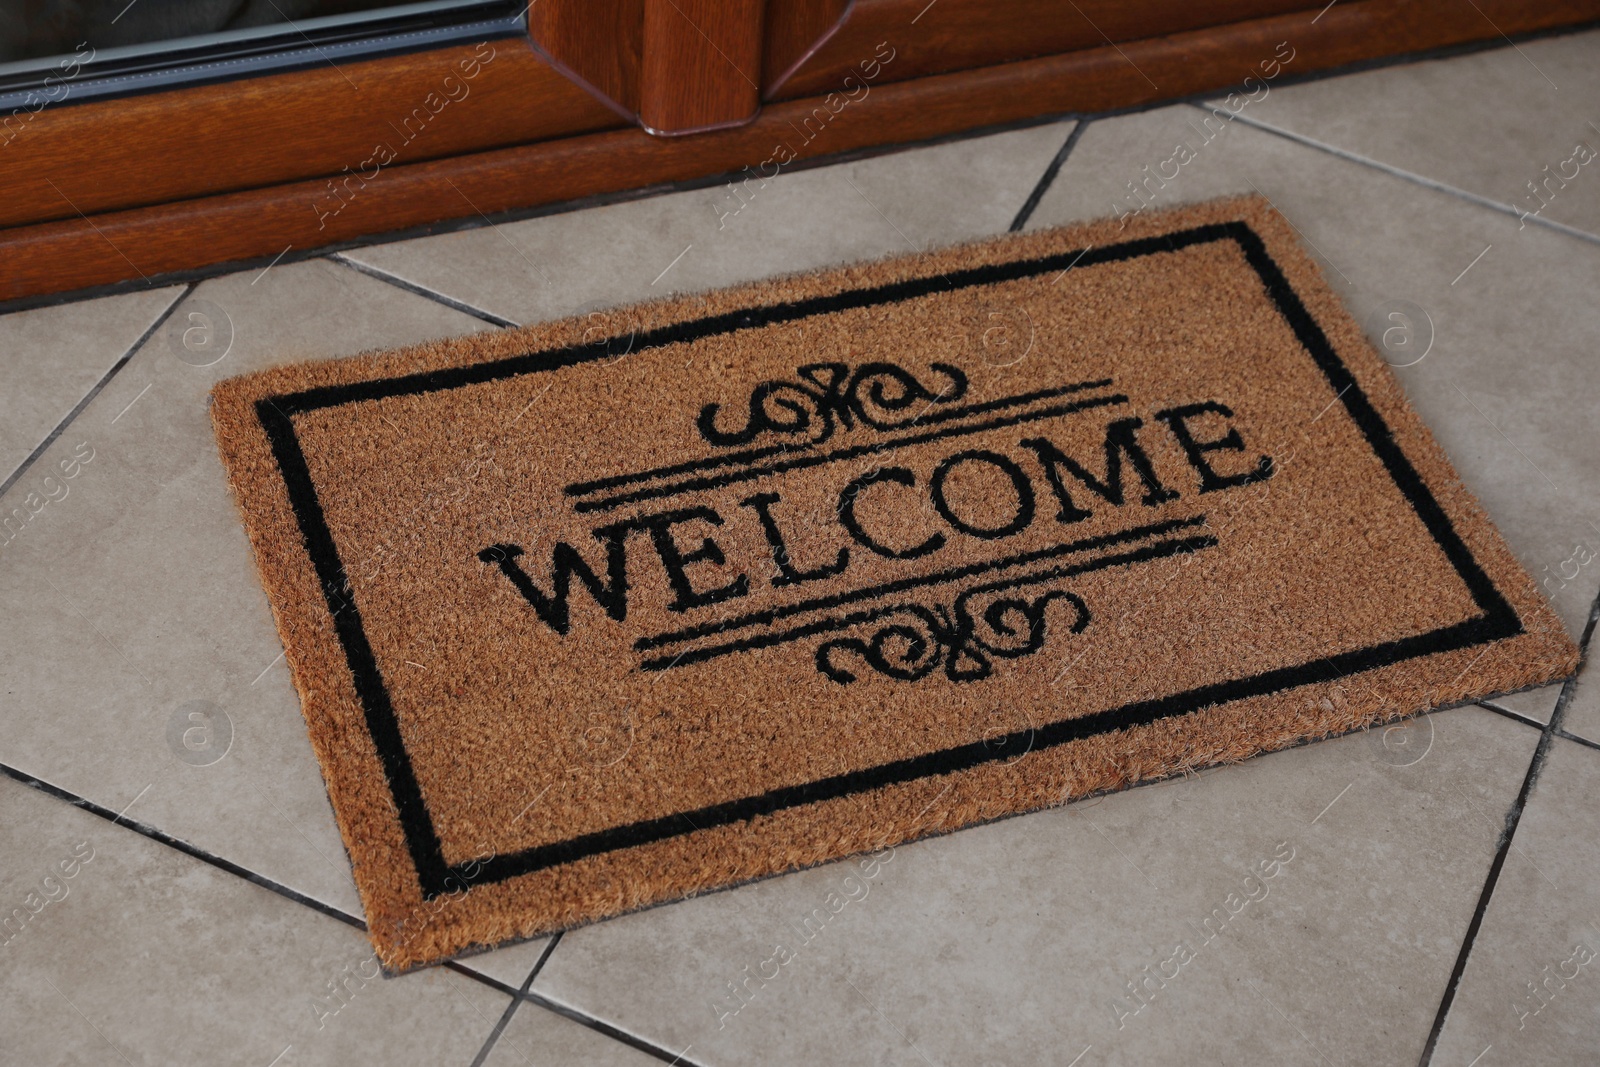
[[0, 775, 507, 1066], [1430, 737, 1600, 1066], [1228, 29, 1600, 240], [0, 286, 183, 487], [530, 707, 1535, 1066], [0, 258, 545, 981], [482, 1001, 665, 1066], [344, 121, 1075, 326], [1027, 105, 1600, 641]]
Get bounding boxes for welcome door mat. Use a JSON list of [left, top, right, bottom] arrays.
[[212, 196, 1576, 971]]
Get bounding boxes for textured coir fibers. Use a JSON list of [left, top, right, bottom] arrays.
[[210, 196, 1578, 972]]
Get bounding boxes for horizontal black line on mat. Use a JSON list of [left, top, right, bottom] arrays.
[[563, 377, 1117, 498], [634, 515, 1208, 653], [264, 229, 1258, 416], [640, 532, 1218, 671], [459, 610, 1519, 884], [574, 392, 1129, 513]]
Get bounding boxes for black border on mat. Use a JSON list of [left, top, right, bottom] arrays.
[[251, 219, 1521, 900]]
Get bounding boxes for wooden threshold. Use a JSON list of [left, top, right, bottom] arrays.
[[3, 0, 1596, 306]]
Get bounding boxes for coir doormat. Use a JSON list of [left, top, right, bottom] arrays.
[[212, 196, 1577, 971]]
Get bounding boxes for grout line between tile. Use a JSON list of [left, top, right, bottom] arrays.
[[0, 761, 563, 1000], [1554, 728, 1600, 753], [467, 937, 557, 1067], [0, 758, 366, 927], [466, 995, 522, 1066], [444, 962, 524, 998], [1203, 105, 1600, 250], [326, 253, 522, 329], [1418, 584, 1600, 1065], [518, 987, 712, 1067], [0, 283, 193, 502], [524, 929, 563, 986], [1474, 700, 1547, 730], [1009, 119, 1088, 232]]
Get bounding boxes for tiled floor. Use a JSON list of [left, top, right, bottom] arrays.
[[4, 27, 1599, 1066]]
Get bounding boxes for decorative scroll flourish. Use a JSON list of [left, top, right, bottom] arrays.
[[816, 582, 1089, 684], [696, 361, 969, 448]]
